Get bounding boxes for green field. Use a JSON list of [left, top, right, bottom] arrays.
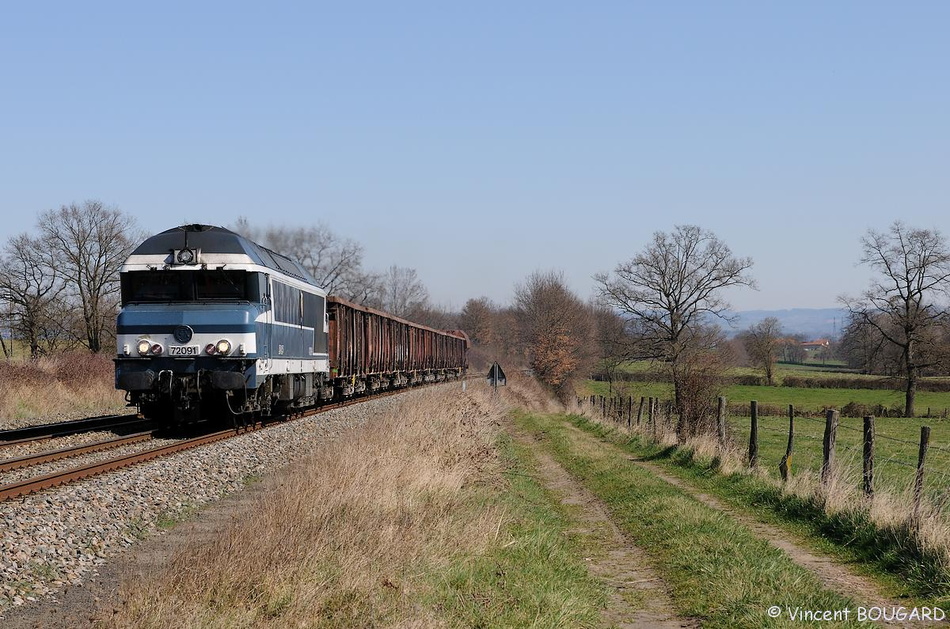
[[730, 413, 950, 497], [585, 363, 950, 501], [588, 379, 950, 418], [589, 359, 950, 417]]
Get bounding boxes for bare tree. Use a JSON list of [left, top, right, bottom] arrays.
[[459, 297, 497, 346], [342, 270, 385, 306], [841, 221, 950, 416], [376, 265, 429, 318], [0, 310, 9, 358], [674, 325, 733, 436], [0, 234, 66, 358], [739, 316, 783, 385], [596, 225, 755, 439], [514, 270, 595, 398], [779, 334, 808, 364], [839, 313, 893, 374], [37, 201, 140, 353], [592, 304, 632, 395], [233, 218, 373, 296], [404, 302, 456, 329]]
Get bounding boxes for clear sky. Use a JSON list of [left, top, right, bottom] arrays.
[[2, 2, 948, 312]]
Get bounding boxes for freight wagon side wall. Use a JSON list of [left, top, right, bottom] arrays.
[[327, 296, 467, 379]]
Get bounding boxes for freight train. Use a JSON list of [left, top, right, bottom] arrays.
[[114, 224, 468, 425]]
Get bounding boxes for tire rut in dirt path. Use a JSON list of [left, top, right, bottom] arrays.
[[509, 425, 697, 628], [631, 455, 899, 605], [559, 422, 928, 626]]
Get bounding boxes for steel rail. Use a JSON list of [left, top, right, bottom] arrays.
[[0, 414, 149, 445], [0, 429, 239, 501], [0, 431, 155, 473], [0, 379, 445, 502]]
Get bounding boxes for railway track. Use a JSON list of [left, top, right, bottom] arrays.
[[0, 431, 156, 473], [0, 413, 150, 446], [0, 386, 416, 502]]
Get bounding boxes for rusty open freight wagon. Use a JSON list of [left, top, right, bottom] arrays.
[[326, 296, 469, 395]]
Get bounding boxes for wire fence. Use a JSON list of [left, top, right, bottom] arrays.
[[581, 393, 950, 527]]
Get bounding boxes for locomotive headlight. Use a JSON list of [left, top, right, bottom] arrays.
[[150, 343, 164, 355], [215, 339, 232, 355], [176, 248, 195, 264], [137, 339, 152, 356], [205, 343, 216, 355]]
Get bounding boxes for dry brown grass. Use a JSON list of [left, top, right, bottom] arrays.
[[500, 371, 565, 415], [101, 382, 514, 628], [0, 353, 127, 425]]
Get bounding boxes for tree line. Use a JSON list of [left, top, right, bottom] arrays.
[[0, 201, 139, 358], [3, 203, 948, 425], [469, 221, 950, 434], [734, 222, 950, 420], [0, 203, 439, 359]]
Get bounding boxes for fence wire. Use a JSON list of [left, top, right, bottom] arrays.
[[583, 394, 949, 509]]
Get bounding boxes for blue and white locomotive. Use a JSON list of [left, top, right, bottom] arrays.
[[115, 224, 332, 424]]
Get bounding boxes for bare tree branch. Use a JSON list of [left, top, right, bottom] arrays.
[[840, 221, 950, 416], [596, 225, 755, 439]]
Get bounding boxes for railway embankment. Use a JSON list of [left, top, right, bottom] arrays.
[[2, 377, 616, 628], [0, 391, 388, 616]]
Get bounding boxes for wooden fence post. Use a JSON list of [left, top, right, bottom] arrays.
[[779, 404, 794, 482], [913, 426, 931, 530], [821, 409, 839, 486], [600, 396, 605, 418], [627, 398, 633, 428], [716, 396, 727, 447], [637, 397, 644, 427], [863, 416, 875, 499], [649, 397, 656, 440], [748, 401, 758, 468]]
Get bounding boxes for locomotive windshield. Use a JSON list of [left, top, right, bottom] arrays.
[[121, 270, 263, 304]]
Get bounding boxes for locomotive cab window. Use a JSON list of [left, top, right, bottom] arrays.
[[121, 271, 261, 304]]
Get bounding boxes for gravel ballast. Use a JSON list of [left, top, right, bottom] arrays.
[[0, 391, 415, 617]]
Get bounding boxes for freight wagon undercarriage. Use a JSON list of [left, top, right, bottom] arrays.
[[124, 366, 465, 425]]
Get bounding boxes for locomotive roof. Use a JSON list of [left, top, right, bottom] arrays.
[[130, 224, 320, 285]]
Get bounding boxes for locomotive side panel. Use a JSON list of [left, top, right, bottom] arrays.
[[115, 224, 332, 424]]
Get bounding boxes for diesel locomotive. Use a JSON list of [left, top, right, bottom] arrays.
[[114, 224, 468, 425]]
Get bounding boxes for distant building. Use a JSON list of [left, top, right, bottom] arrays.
[[801, 339, 830, 352]]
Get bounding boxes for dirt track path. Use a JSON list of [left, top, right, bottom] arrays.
[[510, 425, 696, 628], [557, 421, 931, 627], [629, 455, 900, 607]]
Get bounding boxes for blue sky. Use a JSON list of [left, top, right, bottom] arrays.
[[2, 2, 948, 312]]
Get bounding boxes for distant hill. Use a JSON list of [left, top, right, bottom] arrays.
[[722, 308, 848, 340]]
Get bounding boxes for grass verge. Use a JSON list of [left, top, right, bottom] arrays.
[[642, 432, 950, 606], [99, 379, 606, 628], [514, 410, 861, 628], [569, 408, 950, 608]]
